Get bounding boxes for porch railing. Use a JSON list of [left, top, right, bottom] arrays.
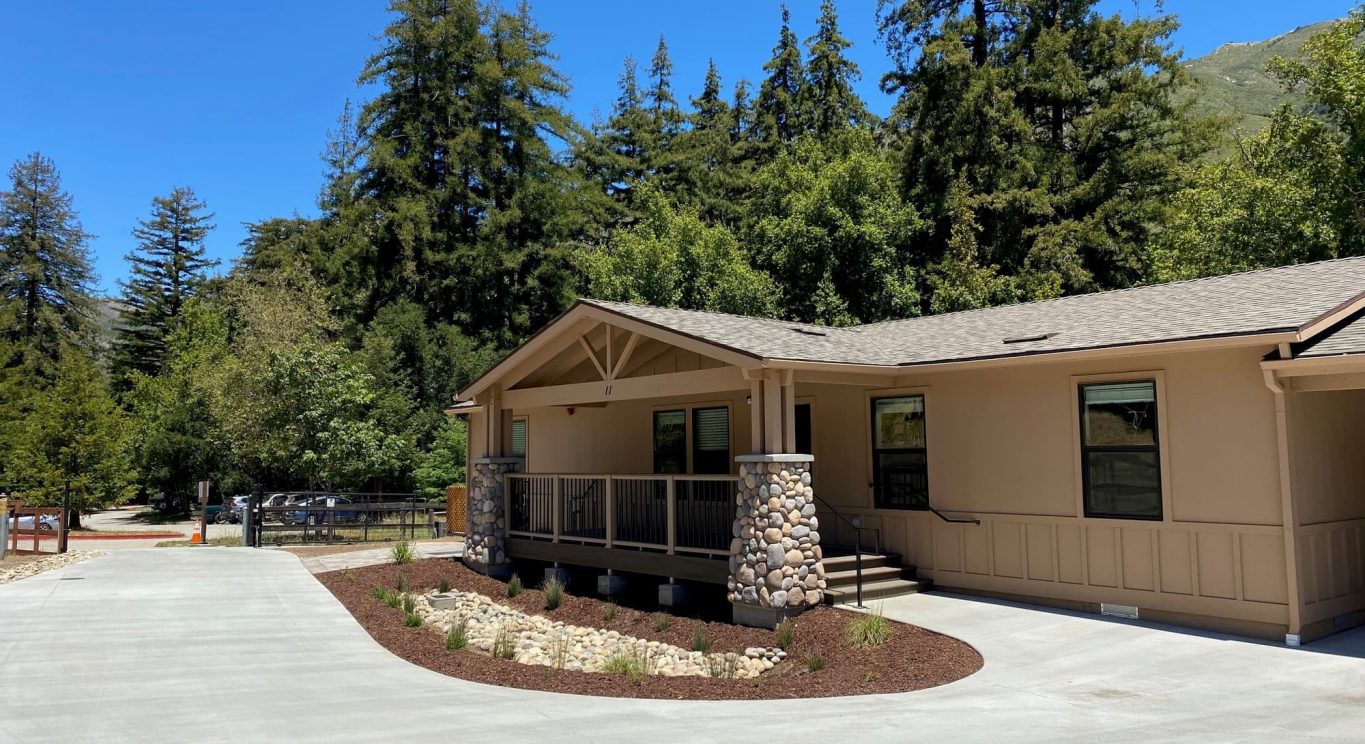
[[505, 473, 735, 558]]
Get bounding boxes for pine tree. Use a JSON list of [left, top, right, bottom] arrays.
[[675, 61, 742, 224], [880, 0, 1216, 306], [645, 36, 683, 183], [353, 0, 488, 321], [0, 153, 95, 375], [114, 187, 217, 380], [801, 0, 870, 135], [754, 5, 806, 157], [589, 56, 655, 207], [319, 99, 363, 217]]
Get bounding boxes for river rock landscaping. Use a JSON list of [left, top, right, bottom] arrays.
[[0, 551, 100, 585], [318, 558, 982, 700]]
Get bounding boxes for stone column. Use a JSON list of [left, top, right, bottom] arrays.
[[729, 454, 823, 627], [464, 457, 522, 575]]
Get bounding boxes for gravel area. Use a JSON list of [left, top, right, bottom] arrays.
[[0, 551, 100, 585], [318, 559, 982, 700]]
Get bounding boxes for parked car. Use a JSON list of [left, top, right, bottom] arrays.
[[14, 514, 59, 532], [281, 496, 366, 526], [215, 496, 251, 524]]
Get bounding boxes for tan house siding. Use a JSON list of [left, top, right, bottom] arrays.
[[807, 346, 1293, 636], [1287, 388, 1365, 633]]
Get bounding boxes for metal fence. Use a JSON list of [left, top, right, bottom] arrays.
[[245, 491, 442, 547]]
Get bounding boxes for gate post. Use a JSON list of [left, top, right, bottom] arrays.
[[58, 484, 70, 554]]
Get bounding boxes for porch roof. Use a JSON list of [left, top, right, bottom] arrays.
[[1295, 310, 1365, 358]]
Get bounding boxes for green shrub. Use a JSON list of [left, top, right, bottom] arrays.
[[846, 608, 892, 649], [391, 540, 415, 565], [603, 650, 646, 685], [601, 602, 617, 622], [403, 611, 422, 627], [542, 577, 564, 610], [652, 613, 671, 632], [774, 620, 795, 651], [806, 653, 825, 672], [381, 589, 402, 609], [506, 574, 523, 598], [437, 578, 451, 593], [370, 586, 389, 601], [401, 594, 416, 613], [690, 624, 711, 653], [445, 620, 469, 651]]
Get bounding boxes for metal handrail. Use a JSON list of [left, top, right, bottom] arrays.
[[811, 493, 879, 609], [927, 504, 981, 525]]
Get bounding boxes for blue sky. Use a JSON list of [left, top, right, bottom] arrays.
[[1, 0, 1356, 295]]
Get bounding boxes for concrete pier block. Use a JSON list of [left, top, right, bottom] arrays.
[[597, 573, 627, 597]]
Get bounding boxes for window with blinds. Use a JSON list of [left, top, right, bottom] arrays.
[[510, 418, 527, 458], [691, 406, 730, 474], [1079, 380, 1161, 520]]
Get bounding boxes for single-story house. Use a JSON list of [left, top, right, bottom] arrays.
[[453, 256, 1365, 643]]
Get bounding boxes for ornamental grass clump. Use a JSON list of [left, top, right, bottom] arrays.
[[493, 625, 516, 660], [652, 613, 671, 632], [845, 607, 892, 649], [603, 650, 646, 686], [401, 594, 416, 614], [774, 620, 795, 651], [690, 624, 711, 653], [391, 540, 415, 565], [506, 574, 523, 598], [403, 610, 423, 627], [445, 620, 469, 651], [806, 652, 826, 673], [601, 602, 617, 622], [542, 577, 564, 610]]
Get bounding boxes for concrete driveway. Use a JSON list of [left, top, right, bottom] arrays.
[[1, 549, 1362, 743]]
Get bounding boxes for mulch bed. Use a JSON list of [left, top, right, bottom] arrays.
[[317, 559, 982, 700]]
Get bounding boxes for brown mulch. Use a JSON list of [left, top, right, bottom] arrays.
[[317, 559, 982, 700]]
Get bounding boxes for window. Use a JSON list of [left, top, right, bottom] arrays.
[[1079, 381, 1162, 520], [795, 403, 812, 456], [871, 395, 927, 509], [653, 410, 686, 474], [691, 407, 730, 474], [510, 418, 527, 458]]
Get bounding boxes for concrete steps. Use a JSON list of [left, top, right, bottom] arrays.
[[821, 551, 931, 605]]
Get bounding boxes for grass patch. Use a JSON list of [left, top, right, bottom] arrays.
[[690, 624, 711, 653], [153, 536, 243, 548], [652, 613, 671, 632], [542, 577, 564, 610], [774, 620, 795, 651], [401, 594, 416, 614], [601, 602, 617, 622], [403, 611, 423, 627], [438, 578, 451, 593], [806, 652, 825, 672], [391, 540, 415, 565], [845, 607, 892, 649], [506, 574, 523, 598], [445, 620, 469, 651]]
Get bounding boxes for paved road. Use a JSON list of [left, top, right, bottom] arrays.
[[1, 549, 1363, 743]]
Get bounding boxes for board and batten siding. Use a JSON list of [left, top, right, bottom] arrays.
[[806, 346, 1294, 635]]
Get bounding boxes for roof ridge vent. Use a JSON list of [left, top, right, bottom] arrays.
[[791, 326, 829, 337], [1002, 331, 1058, 344]]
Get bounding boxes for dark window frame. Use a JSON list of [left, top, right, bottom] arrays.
[[690, 405, 731, 475], [1078, 380, 1164, 521], [870, 394, 929, 510], [653, 409, 687, 474]]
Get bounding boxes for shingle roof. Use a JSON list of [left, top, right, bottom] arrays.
[[1297, 310, 1365, 358], [584, 256, 1365, 367]]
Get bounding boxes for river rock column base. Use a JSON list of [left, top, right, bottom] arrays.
[[729, 455, 822, 628], [464, 457, 522, 578]]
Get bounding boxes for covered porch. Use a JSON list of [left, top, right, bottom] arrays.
[[454, 301, 853, 625]]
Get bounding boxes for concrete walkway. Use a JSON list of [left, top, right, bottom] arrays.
[[1, 549, 1363, 743], [292, 539, 464, 574]]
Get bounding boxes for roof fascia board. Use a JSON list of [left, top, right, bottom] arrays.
[[769, 331, 1295, 379], [1261, 354, 1365, 377], [459, 304, 598, 402], [1295, 291, 1365, 342], [578, 305, 763, 370]]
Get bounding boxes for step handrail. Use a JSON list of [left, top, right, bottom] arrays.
[[811, 493, 879, 609], [927, 504, 981, 525]]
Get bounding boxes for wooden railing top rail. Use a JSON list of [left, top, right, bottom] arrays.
[[505, 472, 738, 482]]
